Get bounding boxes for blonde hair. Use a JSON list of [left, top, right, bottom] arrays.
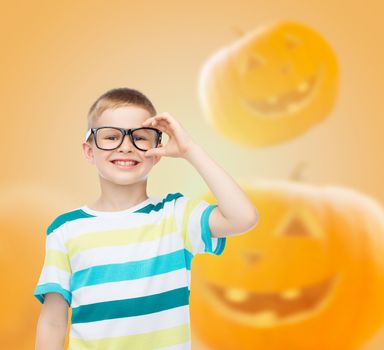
[[86, 87, 157, 133]]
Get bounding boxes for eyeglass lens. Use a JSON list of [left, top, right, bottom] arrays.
[[96, 128, 159, 151]]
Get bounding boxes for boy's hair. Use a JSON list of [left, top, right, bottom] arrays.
[[87, 87, 157, 131]]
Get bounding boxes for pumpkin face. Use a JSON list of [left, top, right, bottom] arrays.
[[190, 180, 384, 350], [198, 21, 339, 147]]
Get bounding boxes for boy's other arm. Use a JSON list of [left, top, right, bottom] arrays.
[[35, 292, 69, 350]]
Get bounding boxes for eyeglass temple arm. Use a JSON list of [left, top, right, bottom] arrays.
[[85, 129, 92, 142]]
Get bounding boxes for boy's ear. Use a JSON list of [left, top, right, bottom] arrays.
[[82, 141, 95, 164]]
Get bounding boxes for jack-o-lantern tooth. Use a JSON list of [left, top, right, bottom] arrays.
[[253, 311, 278, 326], [297, 81, 310, 93], [280, 288, 302, 300], [224, 287, 249, 303], [287, 103, 300, 113], [266, 95, 279, 105]]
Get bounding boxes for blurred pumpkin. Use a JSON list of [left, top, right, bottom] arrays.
[[198, 21, 339, 147], [0, 184, 74, 349], [190, 179, 384, 350]]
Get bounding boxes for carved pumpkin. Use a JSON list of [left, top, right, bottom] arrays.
[[198, 21, 339, 147], [190, 180, 384, 349]]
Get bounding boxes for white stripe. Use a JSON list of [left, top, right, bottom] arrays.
[[211, 235, 219, 252], [173, 196, 186, 232], [71, 269, 189, 307], [70, 231, 183, 272], [46, 230, 67, 252], [70, 305, 190, 340], [37, 266, 71, 290]]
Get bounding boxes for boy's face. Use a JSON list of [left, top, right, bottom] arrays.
[[82, 105, 162, 186]]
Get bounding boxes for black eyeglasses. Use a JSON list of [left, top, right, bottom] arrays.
[[85, 126, 162, 151]]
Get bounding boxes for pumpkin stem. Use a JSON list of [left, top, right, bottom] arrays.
[[232, 26, 245, 37], [290, 161, 308, 181]]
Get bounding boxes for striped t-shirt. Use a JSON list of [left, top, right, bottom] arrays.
[[34, 192, 226, 349]]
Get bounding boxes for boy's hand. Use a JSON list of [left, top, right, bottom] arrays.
[[142, 112, 196, 159]]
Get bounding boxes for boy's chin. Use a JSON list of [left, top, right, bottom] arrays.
[[99, 174, 148, 186]]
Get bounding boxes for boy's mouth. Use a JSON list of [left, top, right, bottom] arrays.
[[110, 159, 140, 169]]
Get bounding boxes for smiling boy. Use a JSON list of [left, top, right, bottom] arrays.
[[34, 87, 259, 349]]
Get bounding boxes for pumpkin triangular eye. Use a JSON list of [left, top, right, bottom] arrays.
[[240, 250, 262, 265], [282, 216, 310, 236], [284, 33, 301, 50], [276, 208, 323, 239], [247, 55, 265, 70]]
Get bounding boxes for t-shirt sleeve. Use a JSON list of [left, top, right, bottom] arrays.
[[33, 221, 72, 307], [174, 194, 227, 257]]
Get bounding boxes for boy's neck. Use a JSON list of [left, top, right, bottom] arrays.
[[88, 178, 149, 212]]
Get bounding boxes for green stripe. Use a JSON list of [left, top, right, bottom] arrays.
[[201, 204, 227, 255], [33, 283, 72, 306], [70, 249, 193, 291], [135, 192, 183, 213], [71, 287, 190, 324], [47, 209, 95, 235], [68, 324, 190, 349]]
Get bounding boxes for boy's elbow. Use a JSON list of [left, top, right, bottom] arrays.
[[241, 208, 260, 232], [220, 208, 260, 237]]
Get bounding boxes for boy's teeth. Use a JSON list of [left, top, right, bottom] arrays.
[[114, 160, 137, 166]]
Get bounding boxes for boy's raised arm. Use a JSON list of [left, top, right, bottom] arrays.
[[182, 142, 259, 237], [35, 292, 69, 350], [142, 112, 260, 238]]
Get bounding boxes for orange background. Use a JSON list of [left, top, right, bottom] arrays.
[[1, 0, 383, 348]]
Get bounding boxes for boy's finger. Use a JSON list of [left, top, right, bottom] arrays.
[[145, 147, 167, 157], [144, 149, 157, 157], [142, 118, 153, 125]]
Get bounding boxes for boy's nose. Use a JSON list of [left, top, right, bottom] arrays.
[[117, 135, 135, 152]]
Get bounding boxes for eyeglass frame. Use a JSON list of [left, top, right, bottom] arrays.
[[85, 126, 162, 152]]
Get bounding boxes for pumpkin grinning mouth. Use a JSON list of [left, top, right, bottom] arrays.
[[200, 275, 338, 327], [241, 72, 319, 117]]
